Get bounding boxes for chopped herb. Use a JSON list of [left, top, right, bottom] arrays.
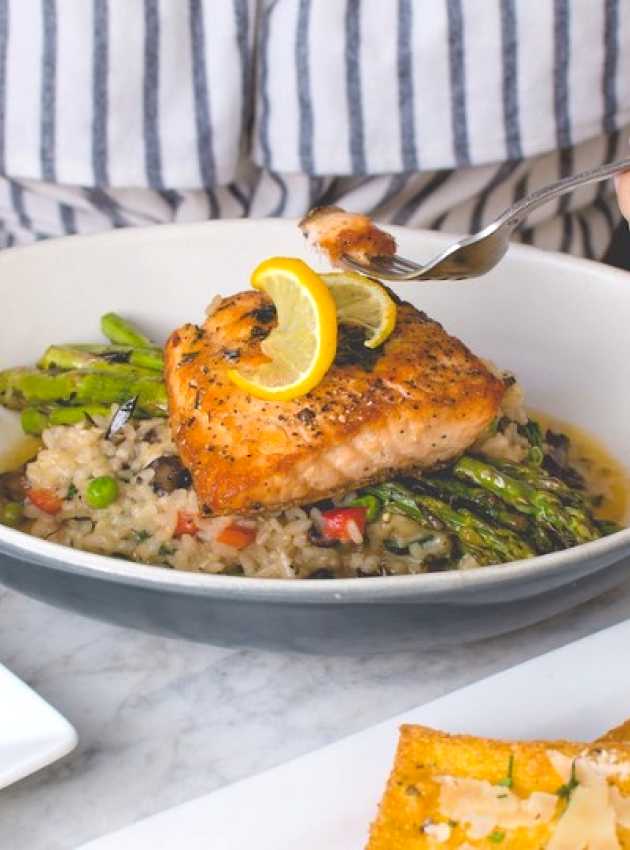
[[66, 483, 78, 500], [487, 417, 499, 436], [348, 493, 382, 522], [158, 544, 175, 557], [497, 754, 514, 788], [518, 418, 544, 450], [556, 761, 579, 800], [488, 830, 505, 843], [132, 529, 152, 543]]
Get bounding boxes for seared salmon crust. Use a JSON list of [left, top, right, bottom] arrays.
[[165, 293, 505, 516]]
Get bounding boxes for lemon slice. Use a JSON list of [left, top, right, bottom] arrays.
[[228, 257, 338, 401], [321, 272, 397, 349]]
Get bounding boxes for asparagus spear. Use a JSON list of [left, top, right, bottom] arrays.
[[72, 344, 164, 372], [414, 475, 529, 533], [367, 482, 534, 564], [20, 404, 115, 434], [596, 519, 623, 536], [454, 456, 599, 546], [412, 492, 535, 563], [100, 312, 154, 349], [38, 345, 162, 374], [365, 481, 434, 528], [0, 368, 167, 417], [527, 521, 558, 555], [20, 408, 48, 435], [48, 405, 113, 426], [128, 348, 164, 372], [489, 457, 588, 508]]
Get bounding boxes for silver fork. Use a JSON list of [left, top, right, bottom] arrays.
[[341, 157, 630, 281]]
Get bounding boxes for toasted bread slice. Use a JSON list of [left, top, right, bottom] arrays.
[[599, 720, 630, 745], [367, 724, 630, 849]]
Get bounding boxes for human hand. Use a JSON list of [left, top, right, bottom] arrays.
[[616, 171, 630, 221]]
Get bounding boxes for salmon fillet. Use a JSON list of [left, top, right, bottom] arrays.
[[165, 292, 504, 516], [299, 206, 396, 267]]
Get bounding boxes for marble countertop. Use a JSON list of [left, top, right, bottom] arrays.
[[2, 579, 630, 850]]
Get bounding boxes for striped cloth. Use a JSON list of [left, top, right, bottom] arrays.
[[0, 0, 628, 258]]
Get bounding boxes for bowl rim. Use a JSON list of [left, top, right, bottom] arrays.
[[0, 219, 628, 602], [1, 521, 630, 603]]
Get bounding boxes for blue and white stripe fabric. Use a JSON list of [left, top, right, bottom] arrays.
[[0, 0, 627, 258]]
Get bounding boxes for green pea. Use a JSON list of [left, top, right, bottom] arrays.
[[20, 408, 49, 436], [348, 494, 382, 522], [1, 501, 24, 528], [86, 476, 119, 509]]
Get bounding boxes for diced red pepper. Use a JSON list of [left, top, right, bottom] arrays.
[[174, 511, 199, 538], [320, 507, 367, 542], [27, 488, 63, 515], [216, 522, 256, 550]]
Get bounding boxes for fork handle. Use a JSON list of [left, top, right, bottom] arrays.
[[496, 156, 630, 233]]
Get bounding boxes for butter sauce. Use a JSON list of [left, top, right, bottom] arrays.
[[531, 410, 629, 524]]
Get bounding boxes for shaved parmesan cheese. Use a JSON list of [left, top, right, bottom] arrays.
[[547, 750, 573, 784], [548, 748, 630, 783], [437, 776, 557, 839], [546, 759, 619, 850], [586, 749, 630, 781], [422, 821, 451, 843]]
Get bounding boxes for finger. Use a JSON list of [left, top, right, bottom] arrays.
[[615, 171, 630, 220]]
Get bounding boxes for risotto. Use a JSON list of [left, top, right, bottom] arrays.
[[1, 379, 612, 580]]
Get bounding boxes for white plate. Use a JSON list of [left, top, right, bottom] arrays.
[[0, 661, 77, 789], [77, 619, 630, 849]]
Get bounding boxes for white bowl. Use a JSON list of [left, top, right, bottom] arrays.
[[0, 220, 628, 653]]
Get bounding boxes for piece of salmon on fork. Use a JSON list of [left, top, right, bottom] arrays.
[[299, 206, 397, 268]]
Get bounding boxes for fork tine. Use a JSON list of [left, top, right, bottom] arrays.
[[341, 253, 422, 278], [362, 254, 420, 274], [385, 254, 423, 274], [338, 255, 373, 274]]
